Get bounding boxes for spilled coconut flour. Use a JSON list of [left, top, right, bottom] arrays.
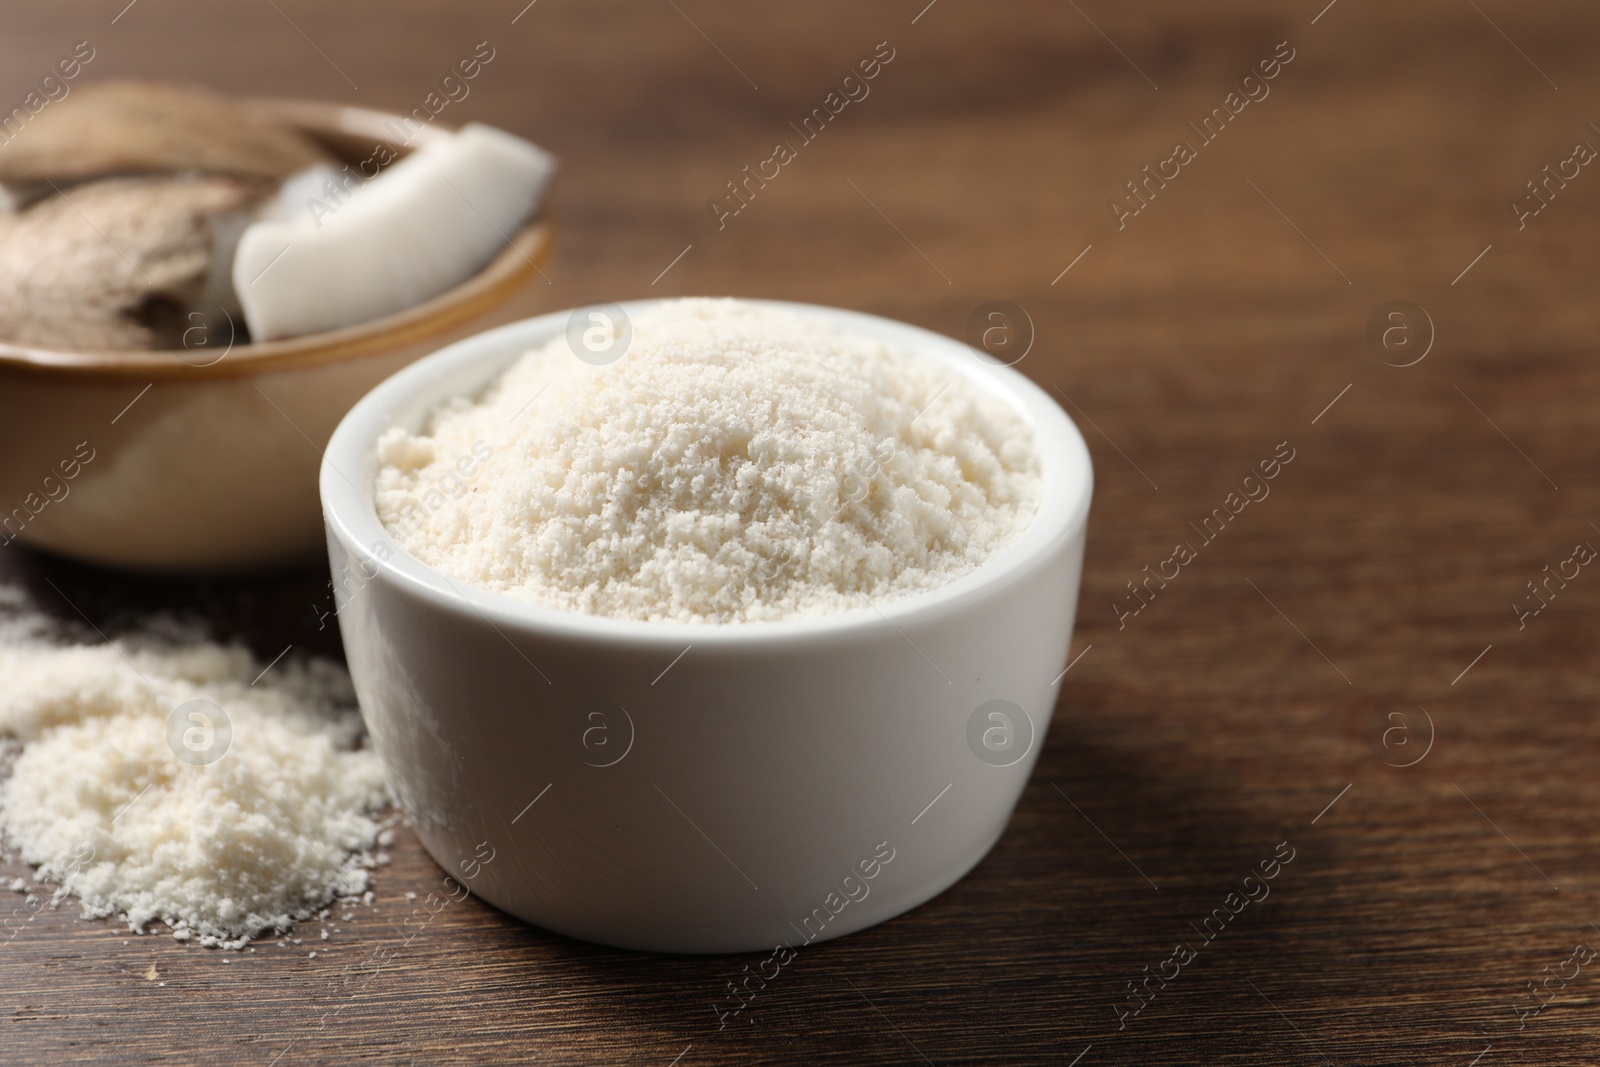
[[375, 298, 1040, 623], [0, 588, 389, 948]]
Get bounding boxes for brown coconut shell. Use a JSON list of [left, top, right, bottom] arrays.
[[0, 80, 332, 185], [0, 175, 262, 350]]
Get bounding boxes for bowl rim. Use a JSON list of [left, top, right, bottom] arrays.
[[321, 298, 1094, 648], [0, 97, 553, 382]]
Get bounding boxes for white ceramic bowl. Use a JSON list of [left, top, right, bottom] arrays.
[[321, 299, 1092, 954]]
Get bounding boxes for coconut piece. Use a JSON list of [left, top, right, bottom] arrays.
[[233, 124, 555, 341], [0, 80, 332, 186], [0, 175, 262, 350], [200, 162, 345, 319]]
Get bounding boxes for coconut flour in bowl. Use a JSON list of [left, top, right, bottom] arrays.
[[373, 298, 1040, 623]]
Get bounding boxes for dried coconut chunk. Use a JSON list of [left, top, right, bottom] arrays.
[[0, 174, 259, 350], [0, 80, 332, 185]]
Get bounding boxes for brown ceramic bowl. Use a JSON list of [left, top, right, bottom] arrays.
[[0, 98, 553, 572]]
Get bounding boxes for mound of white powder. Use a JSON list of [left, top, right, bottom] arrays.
[[0, 589, 389, 948], [375, 298, 1040, 623]]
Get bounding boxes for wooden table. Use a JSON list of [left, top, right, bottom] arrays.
[[4, 1, 1600, 1063]]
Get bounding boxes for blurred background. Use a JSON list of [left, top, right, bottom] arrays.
[[3, 2, 1599, 1065]]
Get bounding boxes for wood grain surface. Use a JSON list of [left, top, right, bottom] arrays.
[[4, 1, 1600, 1064]]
